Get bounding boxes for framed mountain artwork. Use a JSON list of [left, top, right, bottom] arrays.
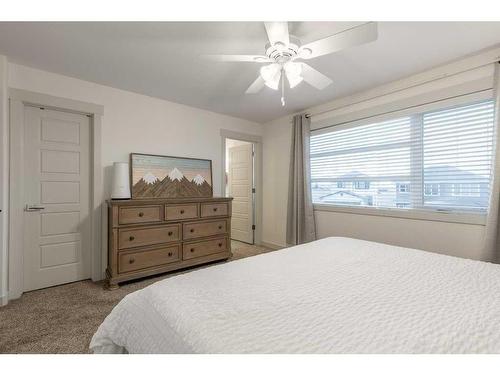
[[130, 153, 213, 199]]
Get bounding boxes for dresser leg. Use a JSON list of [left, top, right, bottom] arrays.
[[107, 280, 120, 290]]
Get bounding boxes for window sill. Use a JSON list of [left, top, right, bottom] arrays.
[[313, 204, 486, 225]]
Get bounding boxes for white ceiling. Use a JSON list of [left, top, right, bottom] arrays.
[[0, 22, 499, 123]]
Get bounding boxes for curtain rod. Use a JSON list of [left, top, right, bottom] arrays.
[[302, 60, 500, 121], [310, 88, 492, 132]]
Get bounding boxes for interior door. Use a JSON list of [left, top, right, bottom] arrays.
[[23, 106, 91, 292], [228, 143, 254, 244]]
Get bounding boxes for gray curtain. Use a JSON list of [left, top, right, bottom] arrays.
[[286, 114, 316, 246], [481, 62, 500, 263], [483, 62, 500, 263]]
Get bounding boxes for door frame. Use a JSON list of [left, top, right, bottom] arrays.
[[220, 129, 262, 246], [8, 89, 104, 300]]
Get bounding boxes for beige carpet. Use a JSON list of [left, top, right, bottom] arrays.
[[0, 241, 277, 354]]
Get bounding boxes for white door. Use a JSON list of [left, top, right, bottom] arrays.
[[23, 106, 91, 291], [228, 143, 254, 244]]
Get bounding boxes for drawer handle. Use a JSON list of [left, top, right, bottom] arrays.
[[138, 212, 144, 217], [190, 229, 194, 233], [190, 248, 195, 253], [168, 252, 173, 257], [129, 258, 135, 264], [218, 225, 223, 230], [218, 243, 222, 247], [180, 210, 185, 214], [168, 231, 173, 236], [129, 235, 135, 241], [213, 207, 218, 212]]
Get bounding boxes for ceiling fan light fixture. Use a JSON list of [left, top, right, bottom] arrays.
[[260, 63, 281, 90], [286, 71, 303, 88], [265, 77, 281, 90], [284, 62, 303, 89], [260, 63, 279, 81]]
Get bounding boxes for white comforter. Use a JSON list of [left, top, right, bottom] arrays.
[[90, 237, 500, 353]]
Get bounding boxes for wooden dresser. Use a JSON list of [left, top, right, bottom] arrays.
[[106, 197, 233, 289]]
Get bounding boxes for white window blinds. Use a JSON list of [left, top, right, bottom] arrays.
[[310, 99, 495, 212]]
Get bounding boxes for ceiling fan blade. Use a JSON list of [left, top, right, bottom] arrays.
[[245, 76, 266, 94], [202, 54, 271, 63], [264, 22, 290, 46], [299, 22, 377, 60], [300, 63, 333, 90]]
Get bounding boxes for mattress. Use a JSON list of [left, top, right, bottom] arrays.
[[90, 237, 500, 353]]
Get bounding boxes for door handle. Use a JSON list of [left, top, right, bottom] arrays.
[[25, 204, 46, 212]]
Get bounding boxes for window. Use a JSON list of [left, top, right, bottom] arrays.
[[310, 99, 495, 213], [452, 183, 480, 197], [396, 183, 410, 193], [424, 183, 439, 196], [354, 181, 370, 190]]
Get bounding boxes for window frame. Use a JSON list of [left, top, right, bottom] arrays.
[[313, 203, 486, 225], [309, 92, 494, 226]]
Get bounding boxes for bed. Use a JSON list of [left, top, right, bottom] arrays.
[[90, 237, 500, 353]]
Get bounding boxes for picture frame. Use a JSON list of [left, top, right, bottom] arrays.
[[130, 153, 213, 199]]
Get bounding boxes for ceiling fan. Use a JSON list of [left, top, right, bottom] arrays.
[[204, 22, 378, 106]]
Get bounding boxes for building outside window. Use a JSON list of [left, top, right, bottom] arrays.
[[396, 183, 410, 193], [354, 181, 370, 190], [452, 183, 481, 197], [424, 183, 440, 196]]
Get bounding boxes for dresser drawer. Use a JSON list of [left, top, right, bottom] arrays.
[[183, 237, 228, 260], [183, 219, 227, 240], [119, 205, 162, 225], [118, 224, 180, 250], [119, 245, 180, 273], [200, 202, 229, 218], [165, 204, 199, 221]]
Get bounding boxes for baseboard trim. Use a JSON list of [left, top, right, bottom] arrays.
[[8, 288, 22, 301], [261, 241, 285, 250]]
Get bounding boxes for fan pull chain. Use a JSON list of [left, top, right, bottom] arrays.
[[281, 69, 285, 106]]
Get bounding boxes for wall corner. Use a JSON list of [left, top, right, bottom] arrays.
[[0, 54, 9, 306]]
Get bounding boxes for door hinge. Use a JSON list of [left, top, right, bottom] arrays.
[[252, 188, 256, 193], [252, 225, 256, 230]]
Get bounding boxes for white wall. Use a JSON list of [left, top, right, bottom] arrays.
[[314, 211, 485, 260], [261, 50, 499, 260], [8, 63, 263, 199], [0, 56, 8, 305], [262, 116, 291, 247]]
